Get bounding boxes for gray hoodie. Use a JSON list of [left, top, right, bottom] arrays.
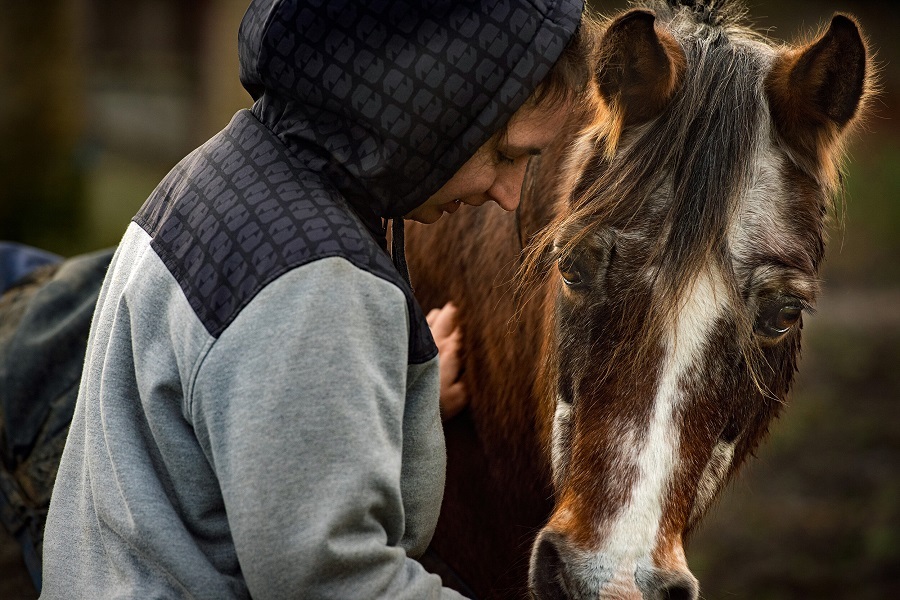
[[40, 1, 582, 597]]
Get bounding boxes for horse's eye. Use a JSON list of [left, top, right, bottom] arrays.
[[755, 298, 803, 338], [557, 258, 583, 287]]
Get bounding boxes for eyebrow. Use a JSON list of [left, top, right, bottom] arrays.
[[503, 144, 544, 157]]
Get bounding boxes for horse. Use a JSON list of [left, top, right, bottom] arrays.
[[406, 1, 871, 598]]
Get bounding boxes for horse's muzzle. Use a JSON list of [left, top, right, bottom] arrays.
[[528, 531, 699, 600]]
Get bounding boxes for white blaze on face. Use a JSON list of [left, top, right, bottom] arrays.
[[597, 269, 729, 570]]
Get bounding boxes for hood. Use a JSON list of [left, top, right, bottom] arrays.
[[238, 0, 583, 220]]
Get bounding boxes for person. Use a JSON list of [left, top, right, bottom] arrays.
[[38, 0, 593, 597]]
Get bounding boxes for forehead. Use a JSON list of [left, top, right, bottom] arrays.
[[729, 138, 825, 298], [504, 102, 572, 151]]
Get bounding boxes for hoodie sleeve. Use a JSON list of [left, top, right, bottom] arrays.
[[189, 256, 462, 599]]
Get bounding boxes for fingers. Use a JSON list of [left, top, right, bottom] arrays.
[[438, 327, 463, 369], [428, 301, 468, 421], [440, 380, 467, 422], [437, 327, 466, 421], [427, 302, 458, 338]]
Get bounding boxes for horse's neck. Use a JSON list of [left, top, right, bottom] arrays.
[[404, 174, 567, 595], [407, 201, 554, 486]]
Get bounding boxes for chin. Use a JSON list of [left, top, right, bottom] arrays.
[[407, 210, 444, 225]]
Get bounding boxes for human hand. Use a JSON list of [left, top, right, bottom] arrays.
[[426, 302, 467, 422]]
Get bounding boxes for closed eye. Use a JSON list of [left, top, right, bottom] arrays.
[[496, 151, 516, 165], [496, 144, 542, 166]]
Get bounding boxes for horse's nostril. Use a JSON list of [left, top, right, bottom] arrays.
[[663, 584, 692, 600], [659, 574, 699, 600], [638, 567, 699, 600], [528, 533, 570, 600]]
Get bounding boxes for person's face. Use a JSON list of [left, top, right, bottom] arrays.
[[405, 102, 571, 224]]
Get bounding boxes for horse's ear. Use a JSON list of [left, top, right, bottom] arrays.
[[596, 10, 685, 131], [766, 15, 868, 168]]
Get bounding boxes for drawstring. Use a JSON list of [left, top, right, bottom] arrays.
[[390, 218, 412, 287]]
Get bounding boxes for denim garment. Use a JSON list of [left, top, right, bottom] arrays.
[[0, 242, 61, 294], [0, 248, 112, 592]]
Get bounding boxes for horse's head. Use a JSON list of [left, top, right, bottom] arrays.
[[526, 2, 871, 598]]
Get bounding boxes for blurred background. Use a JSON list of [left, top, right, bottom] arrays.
[[0, 0, 897, 598]]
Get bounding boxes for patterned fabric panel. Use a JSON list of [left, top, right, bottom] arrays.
[[239, 0, 584, 218], [134, 110, 437, 364]]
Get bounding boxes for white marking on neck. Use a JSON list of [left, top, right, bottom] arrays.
[[599, 269, 727, 563]]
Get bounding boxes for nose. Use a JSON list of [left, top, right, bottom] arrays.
[[528, 531, 576, 600], [529, 532, 569, 600], [488, 160, 530, 211], [529, 531, 699, 600]]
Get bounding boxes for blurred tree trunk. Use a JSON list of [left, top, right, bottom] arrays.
[[0, 0, 85, 254], [195, 0, 252, 144]]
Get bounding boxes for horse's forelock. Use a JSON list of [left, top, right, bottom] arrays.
[[546, 23, 767, 320], [645, 0, 752, 29]]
